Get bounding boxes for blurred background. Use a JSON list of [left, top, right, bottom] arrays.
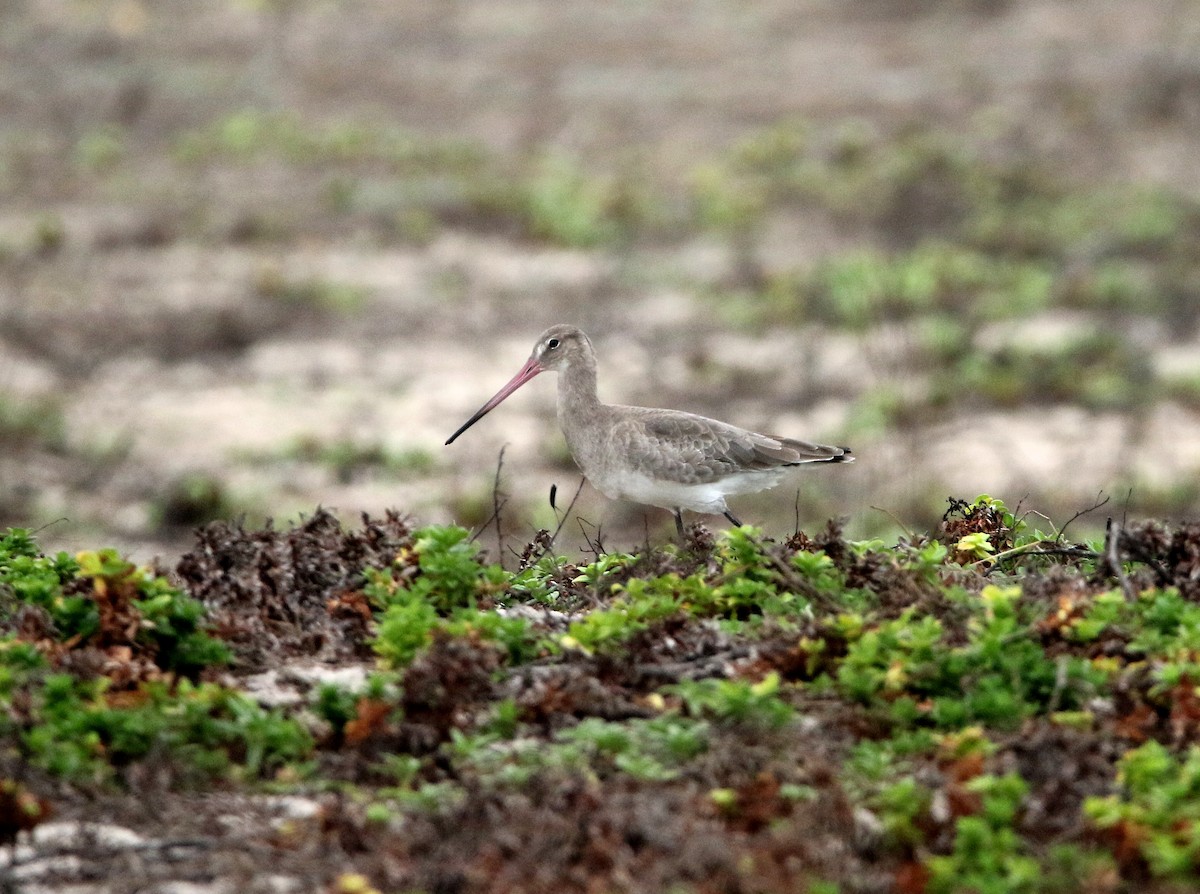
[[2, 0, 1199, 564]]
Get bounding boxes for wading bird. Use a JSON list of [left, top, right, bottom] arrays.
[[446, 325, 853, 537]]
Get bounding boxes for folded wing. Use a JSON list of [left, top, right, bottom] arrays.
[[615, 407, 852, 486]]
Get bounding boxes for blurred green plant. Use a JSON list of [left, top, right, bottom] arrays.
[[152, 473, 238, 529], [276, 436, 437, 484], [74, 125, 127, 174], [943, 330, 1154, 411], [253, 265, 370, 313], [23, 673, 310, 785], [668, 672, 794, 730], [555, 715, 710, 781], [174, 109, 483, 173], [0, 530, 304, 787], [1086, 741, 1200, 879], [926, 773, 1040, 894]]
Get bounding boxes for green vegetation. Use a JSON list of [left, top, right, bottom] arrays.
[[242, 436, 439, 484], [445, 713, 711, 786], [367, 525, 536, 667], [670, 672, 794, 730], [940, 329, 1153, 411], [1086, 742, 1200, 878], [474, 151, 622, 248], [0, 529, 230, 676], [21, 673, 310, 785], [0, 529, 307, 785], [253, 264, 372, 313], [73, 124, 127, 174], [0, 392, 66, 450], [169, 110, 657, 248], [172, 109, 484, 173], [758, 243, 1056, 331], [26, 102, 1193, 482], [5, 502, 1200, 888], [694, 121, 1200, 429], [835, 585, 1107, 729], [927, 773, 1039, 894], [151, 473, 241, 529], [155, 104, 1194, 303]]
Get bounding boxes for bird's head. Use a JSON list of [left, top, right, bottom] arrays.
[[530, 324, 592, 373], [445, 325, 593, 445]]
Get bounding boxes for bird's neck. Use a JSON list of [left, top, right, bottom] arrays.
[[555, 353, 609, 478], [556, 357, 602, 420]]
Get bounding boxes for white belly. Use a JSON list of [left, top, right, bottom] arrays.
[[590, 467, 789, 514]]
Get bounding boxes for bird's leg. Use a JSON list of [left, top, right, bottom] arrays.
[[723, 510, 743, 528], [673, 509, 685, 540]]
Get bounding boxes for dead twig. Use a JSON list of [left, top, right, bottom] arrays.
[[971, 540, 1099, 569], [512, 477, 588, 571], [468, 446, 509, 555], [492, 445, 507, 568], [870, 505, 914, 540], [1104, 517, 1136, 602], [31, 517, 70, 536], [1056, 493, 1110, 546], [548, 477, 586, 550], [1045, 654, 1071, 715], [576, 517, 606, 561]]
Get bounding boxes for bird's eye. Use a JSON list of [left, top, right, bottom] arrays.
[[547, 338, 560, 350]]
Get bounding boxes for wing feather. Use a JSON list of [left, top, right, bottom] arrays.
[[614, 407, 852, 485]]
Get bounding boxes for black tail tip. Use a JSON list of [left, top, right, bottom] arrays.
[[833, 446, 854, 463]]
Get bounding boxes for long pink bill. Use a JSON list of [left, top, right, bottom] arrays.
[[445, 357, 543, 445]]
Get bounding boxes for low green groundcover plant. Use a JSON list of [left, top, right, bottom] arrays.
[[0, 529, 231, 676], [367, 524, 536, 667], [3, 503, 1200, 888], [1086, 741, 1200, 878], [0, 529, 307, 785]]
